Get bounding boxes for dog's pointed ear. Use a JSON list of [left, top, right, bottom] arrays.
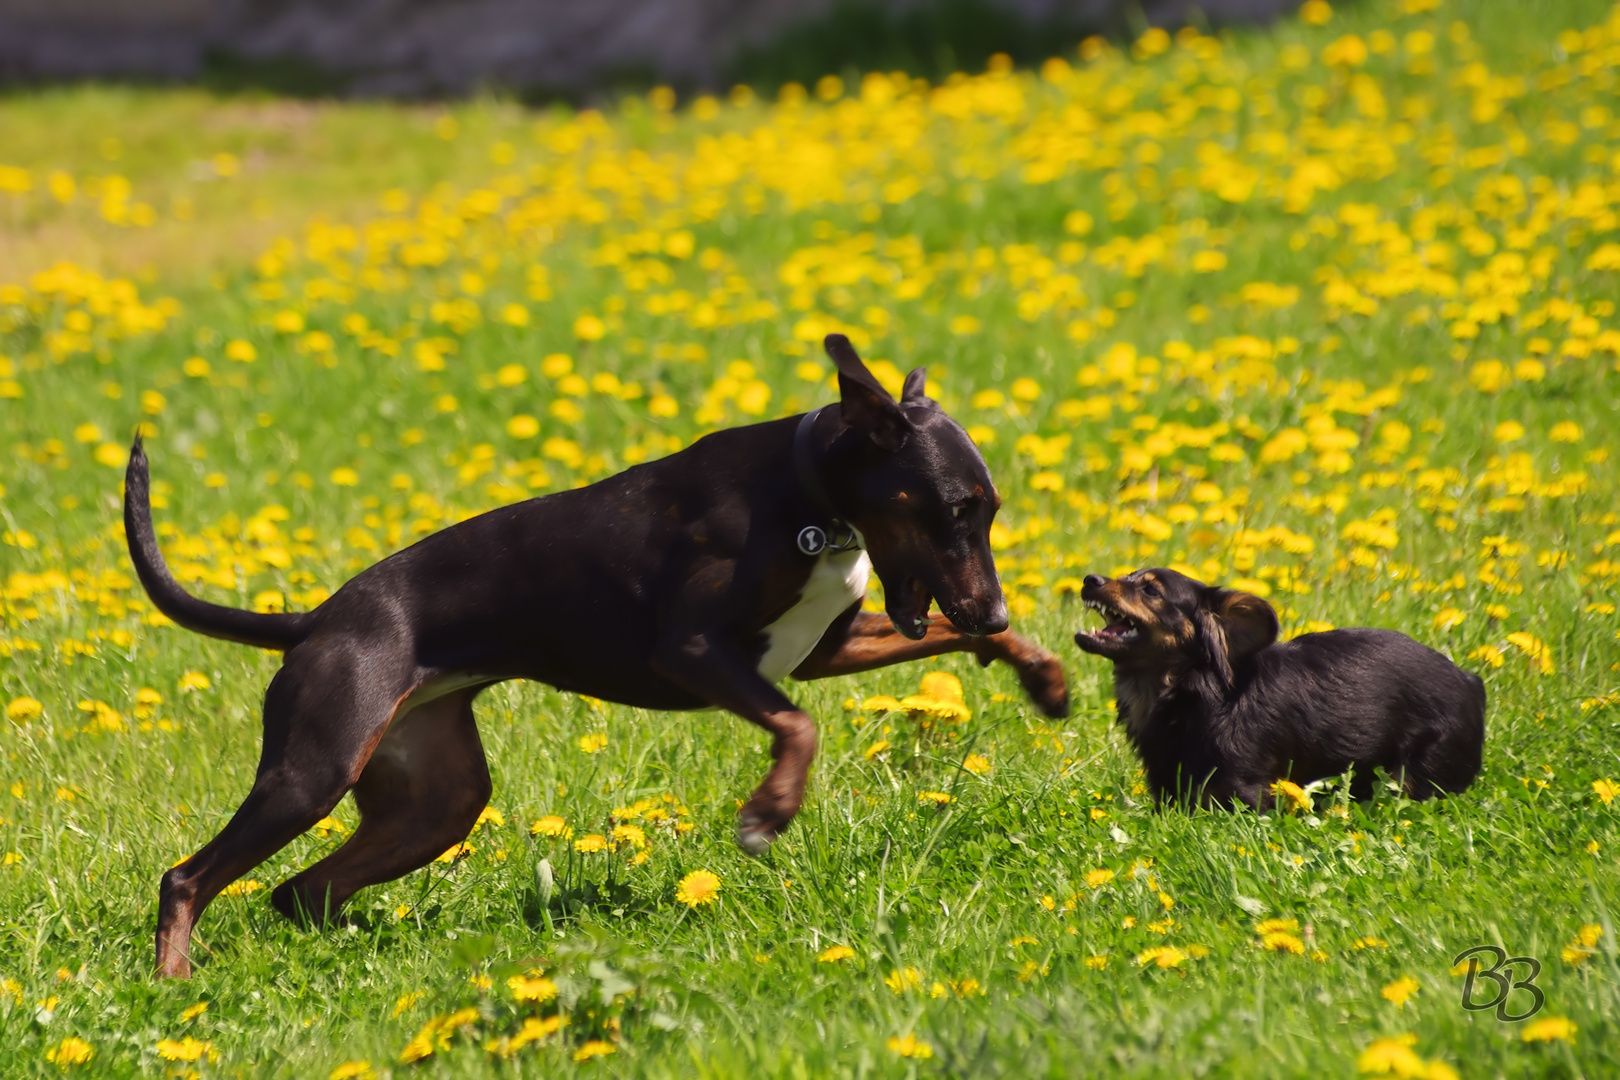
[[900, 365, 930, 404], [1197, 588, 1278, 687], [826, 333, 910, 451]]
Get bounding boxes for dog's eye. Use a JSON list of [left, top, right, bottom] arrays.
[[1142, 582, 1161, 599]]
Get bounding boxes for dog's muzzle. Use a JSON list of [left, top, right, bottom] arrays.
[[941, 596, 1009, 637]]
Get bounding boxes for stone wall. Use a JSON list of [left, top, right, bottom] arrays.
[[0, 0, 1300, 95]]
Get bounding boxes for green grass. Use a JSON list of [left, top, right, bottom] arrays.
[[2, 0, 1620, 1075]]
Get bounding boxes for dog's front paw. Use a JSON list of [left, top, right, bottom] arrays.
[[735, 812, 778, 857], [1019, 651, 1070, 719]]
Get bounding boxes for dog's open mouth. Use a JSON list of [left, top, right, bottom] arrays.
[[889, 577, 932, 640], [1075, 598, 1140, 650]]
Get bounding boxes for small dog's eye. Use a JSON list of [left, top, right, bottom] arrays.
[[1142, 583, 1161, 599]]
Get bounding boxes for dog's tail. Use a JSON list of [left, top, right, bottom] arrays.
[[124, 436, 315, 651]]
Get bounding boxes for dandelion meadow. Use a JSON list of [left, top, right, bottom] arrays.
[[3, 0, 1620, 1074]]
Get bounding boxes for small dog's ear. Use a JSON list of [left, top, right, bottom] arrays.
[[1198, 589, 1279, 686], [900, 365, 930, 404], [1194, 604, 1234, 687], [1220, 591, 1279, 657], [826, 334, 910, 451]]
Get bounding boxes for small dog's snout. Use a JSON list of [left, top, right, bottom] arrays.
[[1083, 574, 1107, 589]]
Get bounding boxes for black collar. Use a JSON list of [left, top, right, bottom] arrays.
[[792, 406, 861, 555]]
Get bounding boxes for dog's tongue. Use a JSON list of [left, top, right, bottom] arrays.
[[1099, 617, 1134, 638], [889, 577, 931, 640]]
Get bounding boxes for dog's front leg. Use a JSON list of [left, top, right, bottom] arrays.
[[652, 634, 817, 855], [792, 606, 1070, 718]]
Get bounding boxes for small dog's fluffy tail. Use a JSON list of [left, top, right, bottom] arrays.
[[124, 436, 315, 651]]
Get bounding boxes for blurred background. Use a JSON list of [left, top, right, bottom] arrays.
[[1, 0, 1297, 98]]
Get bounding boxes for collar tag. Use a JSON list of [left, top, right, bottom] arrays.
[[797, 522, 859, 557], [797, 526, 827, 556]]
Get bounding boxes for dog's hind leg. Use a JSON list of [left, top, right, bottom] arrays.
[[269, 687, 491, 923], [792, 607, 1069, 718], [154, 642, 416, 979]]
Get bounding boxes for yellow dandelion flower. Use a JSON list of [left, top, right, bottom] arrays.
[[1299, 0, 1332, 25], [1561, 923, 1603, 965], [507, 974, 557, 1002], [1136, 946, 1187, 968], [6, 696, 42, 723], [887, 1033, 933, 1059], [531, 814, 567, 836], [45, 1037, 94, 1068], [1356, 1033, 1426, 1076], [1506, 631, 1556, 675], [577, 732, 607, 754], [574, 834, 608, 854], [1432, 607, 1466, 631], [311, 815, 348, 838], [1520, 1016, 1576, 1044], [675, 868, 721, 906], [155, 1037, 218, 1063], [950, 976, 983, 997], [1260, 932, 1306, 954], [1272, 779, 1312, 812], [918, 670, 964, 703], [1381, 976, 1420, 1008], [573, 1039, 616, 1061], [884, 966, 923, 993], [818, 944, 856, 963]]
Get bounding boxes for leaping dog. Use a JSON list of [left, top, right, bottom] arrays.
[[127, 334, 1068, 978]]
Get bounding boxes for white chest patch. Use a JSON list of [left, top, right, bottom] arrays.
[[757, 549, 871, 682]]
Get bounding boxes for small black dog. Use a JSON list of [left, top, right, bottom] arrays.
[[1072, 568, 1484, 807]]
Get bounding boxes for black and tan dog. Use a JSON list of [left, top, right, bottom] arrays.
[[126, 334, 1067, 977], [1073, 568, 1483, 808]]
